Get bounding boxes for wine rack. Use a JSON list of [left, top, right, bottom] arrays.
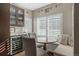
[[10, 35, 23, 55], [0, 39, 10, 56], [0, 42, 6, 55]]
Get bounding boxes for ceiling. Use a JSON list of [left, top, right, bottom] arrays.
[[13, 3, 50, 10]]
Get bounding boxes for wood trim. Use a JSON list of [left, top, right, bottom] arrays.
[[74, 3, 79, 56]]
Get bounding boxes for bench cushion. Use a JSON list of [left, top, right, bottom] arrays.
[[54, 44, 73, 56]]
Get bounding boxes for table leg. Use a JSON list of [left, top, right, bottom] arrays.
[[43, 43, 47, 50]]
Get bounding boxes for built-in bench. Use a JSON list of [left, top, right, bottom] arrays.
[[47, 34, 74, 56]]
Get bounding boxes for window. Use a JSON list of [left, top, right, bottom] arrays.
[[37, 17, 46, 42], [24, 17, 32, 33], [37, 14, 63, 42], [47, 14, 63, 42]]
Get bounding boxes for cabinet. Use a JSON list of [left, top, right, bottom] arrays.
[[16, 7, 24, 26], [0, 3, 10, 56], [10, 5, 24, 26], [10, 5, 16, 26], [0, 4, 24, 56], [23, 38, 36, 56]]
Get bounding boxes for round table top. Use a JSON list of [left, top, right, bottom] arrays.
[[37, 41, 57, 44]]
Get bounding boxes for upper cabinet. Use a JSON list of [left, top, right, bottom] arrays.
[[10, 5, 24, 26], [10, 5, 16, 26], [16, 7, 24, 26]]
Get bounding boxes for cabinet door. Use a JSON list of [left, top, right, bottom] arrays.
[[16, 7, 24, 26], [0, 39, 10, 56], [10, 5, 16, 26], [0, 3, 10, 56]]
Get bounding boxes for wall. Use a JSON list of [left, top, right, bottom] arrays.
[[10, 26, 24, 36], [32, 3, 74, 55], [10, 3, 74, 56], [33, 3, 73, 37]]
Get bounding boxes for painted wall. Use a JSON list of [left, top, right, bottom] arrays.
[[10, 3, 74, 56], [33, 3, 73, 37], [32, 3, 74, 55]]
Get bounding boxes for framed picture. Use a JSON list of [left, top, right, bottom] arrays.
[[10, 27, 15, 33]]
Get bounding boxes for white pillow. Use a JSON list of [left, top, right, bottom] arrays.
[[60, 35, 68, 45], [59, 34, 70, 46], [68, 37, 74, 47]]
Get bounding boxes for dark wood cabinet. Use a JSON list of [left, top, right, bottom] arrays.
[[0, 4, 24, 56], [23, 38, 36, 56], [0, 3, 10, 56], [10, 4, 24, 26]]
